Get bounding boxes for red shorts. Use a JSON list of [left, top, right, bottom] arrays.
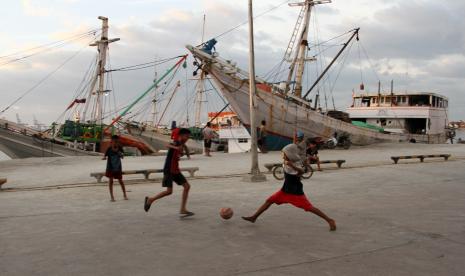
[[267, 190, 313, 211], [105, 171, 122, 180]]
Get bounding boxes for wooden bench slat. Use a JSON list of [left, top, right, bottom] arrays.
[[90, 167, 199, 183], [391, 154, 451, 164]]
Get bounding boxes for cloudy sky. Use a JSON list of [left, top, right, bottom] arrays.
[[0, 0, 464, 126]]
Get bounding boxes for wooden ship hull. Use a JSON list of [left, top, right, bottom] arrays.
[[187, 46, 446, 150]]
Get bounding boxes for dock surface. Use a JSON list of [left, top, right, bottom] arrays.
[[1, 143, 465, 275]]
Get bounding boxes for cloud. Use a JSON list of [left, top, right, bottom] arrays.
[[21, 0, 52, 17], [2, 0, 465, 125]]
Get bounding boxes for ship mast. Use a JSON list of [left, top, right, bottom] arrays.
[[84, 16, 119, 124], [287, 0, 330, 98], [194, 14, 207, 127]]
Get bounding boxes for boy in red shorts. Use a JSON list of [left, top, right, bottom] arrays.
[[242, 143, 336, 231], [144, 128, 194, 217], [103, 135, 128, 201]]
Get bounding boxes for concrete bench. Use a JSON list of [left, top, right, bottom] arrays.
[[90, 167, 199, 183], [0, 178, 6, 189], [264, 160, 346, 172], [313, 160, 346, 168], [391, 154, 451, 164]]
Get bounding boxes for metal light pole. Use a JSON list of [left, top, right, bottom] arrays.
[[243, 0, 266, 182]]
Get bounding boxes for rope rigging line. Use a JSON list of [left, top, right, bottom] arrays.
[[54, 55, 98, 123], [106, 56, 184, 72], [0, 29, 99, 60], [327, 38, 356, 110], [206, 0, 291, 42], [104, 55, 188, 131], [0, 30, 100, 67], [359, 40, 381, 82], [0, 36, 96, 116]]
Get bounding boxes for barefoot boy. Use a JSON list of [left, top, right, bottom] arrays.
[[242, 143, 336, 231], [103, 135, 128, 201], [144, 128, 194, 217]]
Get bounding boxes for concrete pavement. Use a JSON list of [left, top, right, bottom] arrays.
[[1, 144, 465, 275]]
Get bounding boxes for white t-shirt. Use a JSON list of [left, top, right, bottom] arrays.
[[281, 144, 304, 175], [203, 127, 214, 140]]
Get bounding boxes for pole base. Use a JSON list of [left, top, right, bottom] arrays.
[[242, 173, 267, 183]]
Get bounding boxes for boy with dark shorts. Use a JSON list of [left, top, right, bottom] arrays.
[[144, 128, 194, 217], [242, 143, 336, 231]]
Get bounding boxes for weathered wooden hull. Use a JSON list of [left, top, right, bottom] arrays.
[[187, 46, 446, 150], [127, 126, 222, 153]]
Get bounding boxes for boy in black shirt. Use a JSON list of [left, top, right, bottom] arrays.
[[144, 128, 194, 217], [306, 140, 322, 171], [103, 135, 128, 201]]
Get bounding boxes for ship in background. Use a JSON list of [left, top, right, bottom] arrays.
[[187, 0, 449, 150], [348, 92, 449, 140]]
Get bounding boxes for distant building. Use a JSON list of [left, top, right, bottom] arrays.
[[207, 111, 241, 130], [218, 126, 251, 153]]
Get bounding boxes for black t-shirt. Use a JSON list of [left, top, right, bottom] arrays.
[[105, 147, 123, 172], [281, 173, 304, 195], [306, 147, 318, 157], [164, 141, 181, 175]]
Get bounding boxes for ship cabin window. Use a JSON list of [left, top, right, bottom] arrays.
[[380, 97, 385, 104], [361, 97, 371, 107], [409, 95, 430, 106], [371, 98, 378, 104], [385, 97, 391, 104]]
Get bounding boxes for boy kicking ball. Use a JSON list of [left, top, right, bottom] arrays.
[[242, 143, 336, 231], [144, 128, 194, 218]]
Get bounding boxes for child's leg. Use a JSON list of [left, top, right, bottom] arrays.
[[308, 206, 336, 231], [147, 187, 173, 204], [108, 177, 115, 201], [242, 200, 273, 223], [180, 182, 191, 213], [316, 157, 322, 171], [118, 179, 128, 199]]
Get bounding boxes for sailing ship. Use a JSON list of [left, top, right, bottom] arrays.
[[52, 17, 156, 155], [186, 0, 449, 150]]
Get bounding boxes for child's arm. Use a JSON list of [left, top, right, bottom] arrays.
[[166, 143, 181, 151], [183, 145, 191, 159], [285, 160, 304, 174], [102, 148, 109, 160], [282, 152, 304, 174]]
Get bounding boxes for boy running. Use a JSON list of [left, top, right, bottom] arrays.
[[242, 143, 336, 231], [103, 135, 128, 201], [144, 128, 194, 217]]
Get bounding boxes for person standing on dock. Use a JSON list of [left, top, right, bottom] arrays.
[[103, 135, 128, 201], [144, 128, 194, 218], [202, 122, 214, 157], [258, 120, 268, 153]]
